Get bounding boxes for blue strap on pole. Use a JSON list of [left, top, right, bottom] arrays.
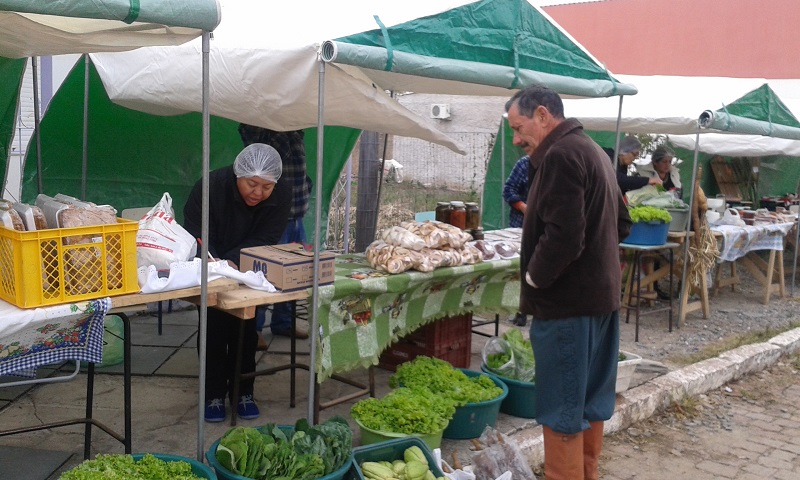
[[373, 15, 393, 71], [123, 0, 140, 24]]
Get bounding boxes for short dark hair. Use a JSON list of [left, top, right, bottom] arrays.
[[652, 145, 675, 163], [505, 85, 565, 119]]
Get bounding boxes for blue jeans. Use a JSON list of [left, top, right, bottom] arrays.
[[530, 311, 619, 434], [256, 218, 306, 333]]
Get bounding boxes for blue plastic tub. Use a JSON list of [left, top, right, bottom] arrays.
[[206, 426, 352, 480], [352, 437, 445, 480], [442, 369, 508, 439], [480, 364, 537, 419], [623, 221, 669, 246]]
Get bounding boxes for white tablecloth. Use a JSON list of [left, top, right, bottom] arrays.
[[711, 223, 795, 262], [0, 297, 111, 377]]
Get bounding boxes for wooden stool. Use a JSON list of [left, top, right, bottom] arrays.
[[619, 242, 679, 342]]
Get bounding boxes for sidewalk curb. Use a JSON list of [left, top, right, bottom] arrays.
[[511, 327, 800, 467]]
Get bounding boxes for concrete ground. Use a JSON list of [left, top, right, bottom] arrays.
[[1, 299, 799, 479]]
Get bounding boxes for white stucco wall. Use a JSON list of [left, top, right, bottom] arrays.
[[393, 93, 507, 192]]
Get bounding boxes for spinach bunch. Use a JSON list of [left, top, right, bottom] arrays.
[[215, 416, 352, 479]]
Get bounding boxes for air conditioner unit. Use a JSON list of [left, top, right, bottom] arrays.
[[430, 103, 451, 119]]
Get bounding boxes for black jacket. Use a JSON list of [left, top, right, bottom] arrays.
[[183, 165, 291, 265]]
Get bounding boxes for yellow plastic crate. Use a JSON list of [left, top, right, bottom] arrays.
[[0, 218, 139, 308]]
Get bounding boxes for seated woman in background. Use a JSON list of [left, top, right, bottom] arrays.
[[608, 136, 662, 194], [636, 145, 682, 197]]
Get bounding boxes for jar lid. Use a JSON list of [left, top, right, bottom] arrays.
[[465, 202, 479, 206], [436, 202, 450, 206], [450, 201, 465, 207]]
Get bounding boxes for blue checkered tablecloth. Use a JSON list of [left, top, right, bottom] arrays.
[[0, 298, 111, 377]]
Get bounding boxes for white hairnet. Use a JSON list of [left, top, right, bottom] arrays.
[[233, 143, 282, 182]]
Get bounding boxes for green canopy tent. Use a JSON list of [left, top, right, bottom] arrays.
[[0, 0, 219, 196], [17, 0, 638, 422], [0, 0, 221, 461], [690, 85, 800, 299], [490, 82, 800, 319], [322, 0, 637, 239]]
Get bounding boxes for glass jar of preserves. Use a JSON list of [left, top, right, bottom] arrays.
[[465, 202, 481, 230], [449, 201, 466, 229], [471, 227, 484, 240], [434, 201, 451, 224]]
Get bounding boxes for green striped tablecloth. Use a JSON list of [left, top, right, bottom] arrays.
[[312, 254, 520, 382]]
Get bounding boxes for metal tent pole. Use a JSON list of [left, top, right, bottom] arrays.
[[343, 156, 352, 253], [612, 95, 624, 170], [500, 116, 506, 228], [676, 131, 702, 327], [308, 59, 325, 422], [31, 57, 43, 194], [82, 55, 89, 199], [196, 31, 211, 461], [792, 211, 799, 296]]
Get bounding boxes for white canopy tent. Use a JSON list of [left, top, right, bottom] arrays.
[[565, 75, 800, 135], [88, 0, 469, 153], [563, 74, 800, 313], [0, 0, 222, 462]]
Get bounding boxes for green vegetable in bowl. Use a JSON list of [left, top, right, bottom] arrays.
[[351, 387, 455, 434], [214, 416, 352, 479], [60, 453, 202, 480], [389, 356, 503, 405], [628, 205, 672, 223]]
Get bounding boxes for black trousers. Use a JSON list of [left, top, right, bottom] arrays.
[[198, 307, 257, 401]]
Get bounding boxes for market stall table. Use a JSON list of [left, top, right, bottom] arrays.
[[212, 250, 522, 422], [0, 278, 239, 457], [711, 223, 795, 304]]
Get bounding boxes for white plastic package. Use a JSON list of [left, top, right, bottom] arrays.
[[136, 192, 197, 269]]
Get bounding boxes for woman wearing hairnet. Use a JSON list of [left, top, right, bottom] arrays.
[[184, 143, 291, 422]]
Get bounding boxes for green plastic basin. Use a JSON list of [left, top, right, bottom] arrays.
[[442, 369, 508, 439], [480, 363, 537, 419]]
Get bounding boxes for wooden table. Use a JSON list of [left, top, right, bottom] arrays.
[[711, 223, 794, 305]]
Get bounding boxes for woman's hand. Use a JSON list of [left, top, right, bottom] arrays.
[[648, 177, 663, 186]]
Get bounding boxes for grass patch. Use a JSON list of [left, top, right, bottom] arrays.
[[668, 320, 800, 366], [665, 394, 702, 420]]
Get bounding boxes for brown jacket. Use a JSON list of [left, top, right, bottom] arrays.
[[519, 119, 632, 319]]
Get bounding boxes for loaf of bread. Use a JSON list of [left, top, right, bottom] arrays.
[[57, 205, 120, 294], [0, 204, 25, 231], [12, 203, 48, 230]]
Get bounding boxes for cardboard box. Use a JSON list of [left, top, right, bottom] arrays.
[[240, 243, 335, 292]]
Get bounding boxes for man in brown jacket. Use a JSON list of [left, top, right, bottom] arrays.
[[505, 85, 632, 480]]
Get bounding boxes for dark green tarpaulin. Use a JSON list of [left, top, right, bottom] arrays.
[[0, 0, 221, 31], [700, 84, 800, 139], [0, 56, 26, 188], [328, 0, 636, 98]]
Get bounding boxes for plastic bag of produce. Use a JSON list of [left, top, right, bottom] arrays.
[[472, 426, 534, 480], [136, 193, 197, 270], [482, 337, 516, 378]]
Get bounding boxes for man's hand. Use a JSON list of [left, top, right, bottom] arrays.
[[514, 201, 527, 214], [648, 177, 663, 186]]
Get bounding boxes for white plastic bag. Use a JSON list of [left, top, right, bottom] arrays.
[[136, 193, 197, 269], [717, 208, 746, 227]]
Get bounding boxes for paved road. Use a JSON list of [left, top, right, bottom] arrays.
[[599, 352, 800, 479]]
